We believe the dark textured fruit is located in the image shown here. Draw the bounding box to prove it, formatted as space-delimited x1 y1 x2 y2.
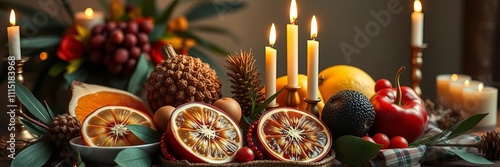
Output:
321 90 375 140
49 114 81 148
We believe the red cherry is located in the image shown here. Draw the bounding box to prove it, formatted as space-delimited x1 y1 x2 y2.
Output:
389 136 408 148
235 147 255 163
361 136 375 143
373 133 390 149
375 79 392 92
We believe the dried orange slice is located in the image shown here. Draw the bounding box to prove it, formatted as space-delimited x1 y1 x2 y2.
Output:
166 102 243 163
68 81 152 124
256 107 332 162
81 106 156 146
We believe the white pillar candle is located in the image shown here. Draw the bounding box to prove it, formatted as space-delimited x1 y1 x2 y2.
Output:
411 0 424 46
7 10 21 60
74 8 105 30
462 84 498 130
266 23 277 106
287 0 299 87
436 74 471 108
307 15 319 100
449 80 483 110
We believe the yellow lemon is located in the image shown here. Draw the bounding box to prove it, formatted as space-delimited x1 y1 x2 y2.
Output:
318 65 375 100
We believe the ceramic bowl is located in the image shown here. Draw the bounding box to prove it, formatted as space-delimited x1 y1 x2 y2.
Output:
69 137 160 166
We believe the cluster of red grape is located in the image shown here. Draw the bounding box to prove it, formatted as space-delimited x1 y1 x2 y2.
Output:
89 20 153 76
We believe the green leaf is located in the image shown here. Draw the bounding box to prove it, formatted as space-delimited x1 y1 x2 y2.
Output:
447 113 488 139
114 148 153 167
140 0 156 18
254 87 285 118
177 31 229 55
190 25 239 43
44 101 55 120
11 140 54 167
149 23 167 42
48 62 67 77
185 1 246 21
128 54 153 94
20 36 61 49
157 0 179 22
446 148 493 165
19 118 46 136
126 124 161 143
63 66 88 88
332 135 382 166
15 81 51 125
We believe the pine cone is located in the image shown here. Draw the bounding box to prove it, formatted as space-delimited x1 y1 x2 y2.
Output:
225 50 265 116
437 109 464 129
478 131 500 160
49 114 81 148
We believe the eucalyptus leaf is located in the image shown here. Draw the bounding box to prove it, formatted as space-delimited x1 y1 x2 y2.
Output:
19 118 46 136
114 148 153 167
128 54 152 94
178 31 229 55
157 0 179 22
446 148 493 165
44 101 55 120
185 1 246 21
11 140 54 167
333 135 382 166
190 25 239 43
15 81 51 125
447 113 488 139
64 66 88 88
126 124 161 143
149 23 167 42
20 37 61 49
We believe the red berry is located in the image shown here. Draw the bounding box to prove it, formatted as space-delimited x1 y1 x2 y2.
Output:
389 136 408 148
361 136 375 143
375 79 392 92
236 147 255 163
373 133 390 149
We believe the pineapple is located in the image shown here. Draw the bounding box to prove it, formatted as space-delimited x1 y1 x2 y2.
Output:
226 50 265 116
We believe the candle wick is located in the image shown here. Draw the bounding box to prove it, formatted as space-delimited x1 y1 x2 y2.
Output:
270 44 274 48
292 18 297 25
312 36 316 41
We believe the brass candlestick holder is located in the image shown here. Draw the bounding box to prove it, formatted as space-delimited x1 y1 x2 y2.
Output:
304 98 321 118
285 85 300 108
0 56 37 159
411 44 427 96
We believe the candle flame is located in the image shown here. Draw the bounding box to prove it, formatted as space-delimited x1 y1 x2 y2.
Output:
9 10 16 26
310 15 317 40
451 74 458 81
464 80 470 86
290 0 298 24
85 8 94 18
269 23 276 47
414 0 422 12
478 83 484 92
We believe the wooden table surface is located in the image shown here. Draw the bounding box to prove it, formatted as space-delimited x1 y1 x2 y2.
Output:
1 113 500 166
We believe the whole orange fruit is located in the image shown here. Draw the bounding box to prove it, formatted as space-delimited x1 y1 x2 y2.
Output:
318 65 375 100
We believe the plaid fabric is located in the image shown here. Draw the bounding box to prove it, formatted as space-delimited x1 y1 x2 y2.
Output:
365 122 481 167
